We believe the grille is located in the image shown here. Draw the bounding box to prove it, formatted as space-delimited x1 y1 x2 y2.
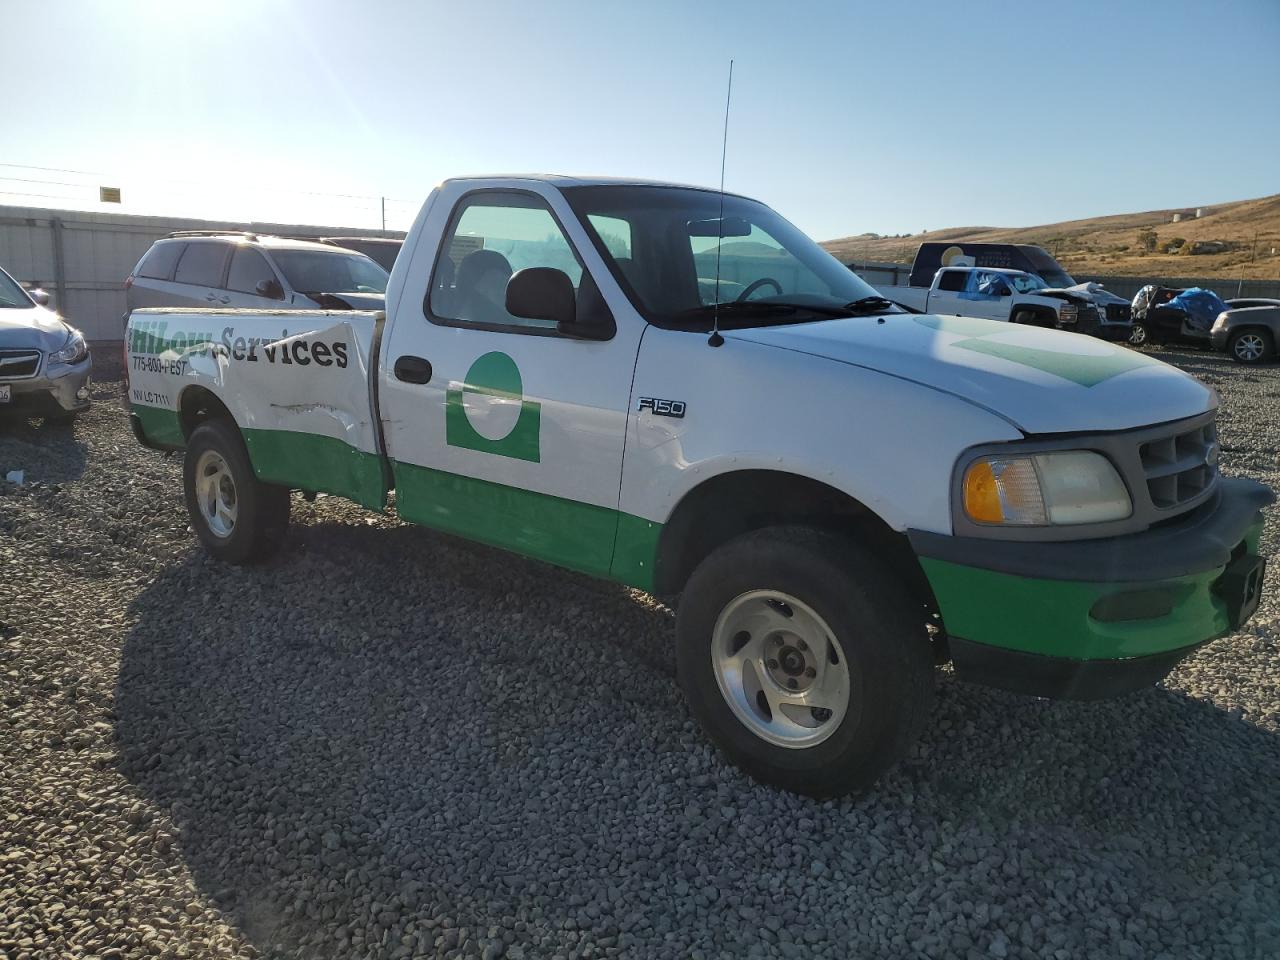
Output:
1105 303 1131 322
0 349 40 380
1139 420 1218 510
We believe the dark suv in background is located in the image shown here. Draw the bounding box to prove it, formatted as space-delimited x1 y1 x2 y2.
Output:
125 232 389 317
1212 299 1280 364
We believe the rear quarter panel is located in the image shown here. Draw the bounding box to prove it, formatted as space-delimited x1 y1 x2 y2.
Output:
126 308 387 508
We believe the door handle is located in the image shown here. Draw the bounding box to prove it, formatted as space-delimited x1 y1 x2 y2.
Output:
393 355 433 384
205 293 218 302
219 295 230 304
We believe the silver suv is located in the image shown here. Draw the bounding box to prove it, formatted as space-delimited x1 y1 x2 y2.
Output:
125 232 389 315
0 263 92 421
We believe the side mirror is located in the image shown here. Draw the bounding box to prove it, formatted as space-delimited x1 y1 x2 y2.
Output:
256 278 284 300
27 287 50 306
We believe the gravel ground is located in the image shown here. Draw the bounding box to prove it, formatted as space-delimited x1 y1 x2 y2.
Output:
2 348 1278 960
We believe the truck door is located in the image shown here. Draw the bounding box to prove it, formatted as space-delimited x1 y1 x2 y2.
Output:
379 183 643 578
925 268 969 317
962 270 1013 321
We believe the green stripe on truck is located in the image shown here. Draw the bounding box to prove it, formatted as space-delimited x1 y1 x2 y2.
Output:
242 429 388 512
127 411 662 590
130 404 185 448
391 459 660 591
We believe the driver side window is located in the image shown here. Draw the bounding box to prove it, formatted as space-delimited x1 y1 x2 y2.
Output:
428 191 584 330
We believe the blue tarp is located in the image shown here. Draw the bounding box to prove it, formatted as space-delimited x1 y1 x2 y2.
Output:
1165 287 1229 330
960 270 1011 301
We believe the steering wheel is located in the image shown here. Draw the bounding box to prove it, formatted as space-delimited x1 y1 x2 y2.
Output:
737 277 782 302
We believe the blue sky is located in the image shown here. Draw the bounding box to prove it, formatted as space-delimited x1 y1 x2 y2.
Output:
3 0 1277 239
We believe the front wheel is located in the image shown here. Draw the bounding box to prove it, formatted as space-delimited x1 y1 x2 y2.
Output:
183 419 291 563
1129 322 1149 347
676 527 934 797
1228 329 1273 365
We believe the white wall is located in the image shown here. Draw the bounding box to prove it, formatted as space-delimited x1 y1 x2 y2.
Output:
0 206 404 342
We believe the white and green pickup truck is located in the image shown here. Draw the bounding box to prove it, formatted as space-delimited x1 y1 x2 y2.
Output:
125 175 1273 796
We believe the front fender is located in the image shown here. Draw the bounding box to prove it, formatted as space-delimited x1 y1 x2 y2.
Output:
620 330 1023 535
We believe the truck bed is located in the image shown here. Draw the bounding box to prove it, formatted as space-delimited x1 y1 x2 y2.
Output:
126 307 390 509
879 285 930 312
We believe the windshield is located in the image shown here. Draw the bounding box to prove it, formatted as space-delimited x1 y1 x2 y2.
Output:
563 185 882 329
1022 248 1076 288
0 267 33 308
1009 272 1048 293
270 250 388 295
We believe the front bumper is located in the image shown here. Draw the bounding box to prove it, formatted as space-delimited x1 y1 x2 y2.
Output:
909 477 1273 699
0 354 93 416
1093 323 1133 343
1073 309 1131 342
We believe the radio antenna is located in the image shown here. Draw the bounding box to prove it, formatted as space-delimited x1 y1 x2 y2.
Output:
708 58 734 348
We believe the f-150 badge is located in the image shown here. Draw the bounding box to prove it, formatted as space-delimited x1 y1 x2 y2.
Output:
637 397 686 418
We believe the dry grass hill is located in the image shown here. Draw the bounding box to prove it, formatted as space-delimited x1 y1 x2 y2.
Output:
821 194 1280 279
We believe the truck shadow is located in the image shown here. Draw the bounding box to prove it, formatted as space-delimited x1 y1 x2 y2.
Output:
0 414 88 484
113 520 1280 956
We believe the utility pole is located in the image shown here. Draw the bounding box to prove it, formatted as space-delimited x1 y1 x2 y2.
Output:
1237 231 1259 298
381 196 386 232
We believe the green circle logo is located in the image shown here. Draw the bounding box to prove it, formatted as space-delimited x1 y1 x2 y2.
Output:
462 351 524 442
446 351 541 462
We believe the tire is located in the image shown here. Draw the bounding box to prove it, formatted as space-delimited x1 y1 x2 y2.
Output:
183 419 290 564
1011 309 1053 328
1228 328 1273 365
675 526 934 797
1129 322 1148 347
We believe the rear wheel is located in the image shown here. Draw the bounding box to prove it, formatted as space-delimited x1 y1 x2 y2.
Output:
676 526 934 797
1228 329 1273 364
1129 322 1149 347
183 419 290 563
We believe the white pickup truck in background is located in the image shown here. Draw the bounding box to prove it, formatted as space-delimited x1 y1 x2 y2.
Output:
123 174 1272 797
884 266 1127 339
877 241 1134 342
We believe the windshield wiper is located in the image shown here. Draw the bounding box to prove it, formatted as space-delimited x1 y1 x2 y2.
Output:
708 296 898 318
842 295 897 314
674 296 899 328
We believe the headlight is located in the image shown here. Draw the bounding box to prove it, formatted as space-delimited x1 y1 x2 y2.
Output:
51 329 88 364
962 450 1131 526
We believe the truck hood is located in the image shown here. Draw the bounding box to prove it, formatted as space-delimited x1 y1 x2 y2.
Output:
727 313 1213 434
1040 281 1130 307
0 304 74 351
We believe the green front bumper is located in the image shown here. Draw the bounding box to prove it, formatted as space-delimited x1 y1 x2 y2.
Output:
910 478 1273 699
919 548 1248 662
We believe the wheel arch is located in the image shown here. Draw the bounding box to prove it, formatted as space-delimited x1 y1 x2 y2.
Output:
652 468 939 621
1229 324 1277 348
1012 303 1059 326
178 384 238 440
